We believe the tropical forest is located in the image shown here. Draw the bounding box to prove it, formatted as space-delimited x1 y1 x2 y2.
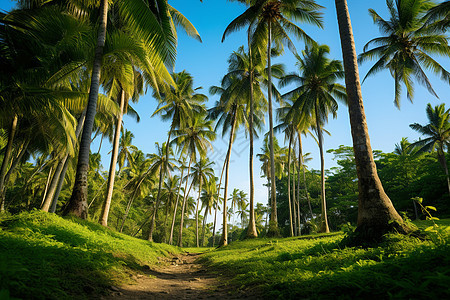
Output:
0 0 449 299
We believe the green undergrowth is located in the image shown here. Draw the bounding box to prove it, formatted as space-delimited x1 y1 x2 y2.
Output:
0 211 181 299
201 223 450 299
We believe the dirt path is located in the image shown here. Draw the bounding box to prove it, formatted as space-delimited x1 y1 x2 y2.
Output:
103 253 253 299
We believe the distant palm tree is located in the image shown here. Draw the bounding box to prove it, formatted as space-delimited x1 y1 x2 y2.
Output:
358 0 450 108
222 0 323 237
410 103 450 196
171 114 215 247
200 176 217 246
280 44 346 232
189 157 215 247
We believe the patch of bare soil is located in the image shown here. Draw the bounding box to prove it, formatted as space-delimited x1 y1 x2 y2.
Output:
103 253 255 299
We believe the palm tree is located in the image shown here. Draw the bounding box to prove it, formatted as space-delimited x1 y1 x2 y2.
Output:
168 156 187 245
280 44 347 233
358 0 450 108
410 103 450 196
189 157 215 247
222 0 323 237
147 142 176 241
425 1 450 31
335 0 411 239
171 114 215 247
200 176 217 246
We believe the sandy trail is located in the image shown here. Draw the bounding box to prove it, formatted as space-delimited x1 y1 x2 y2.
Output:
103 253 253 299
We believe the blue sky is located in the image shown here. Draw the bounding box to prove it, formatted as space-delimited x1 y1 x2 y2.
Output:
1 1 448 219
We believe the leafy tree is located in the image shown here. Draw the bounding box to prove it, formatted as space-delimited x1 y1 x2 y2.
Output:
359 0 450 107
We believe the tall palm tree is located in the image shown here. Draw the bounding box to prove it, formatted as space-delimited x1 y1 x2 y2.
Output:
222 0 323 237
410 103 450 196
189 157 215 247
335 0 411 239
280 44 346 232
358 0 450 108
147 142 176 241
171 114 215 247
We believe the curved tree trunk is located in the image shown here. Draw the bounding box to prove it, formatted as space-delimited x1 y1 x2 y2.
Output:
148 164 164 241
0 115 18 212
266 21 279 237
100 89 125 226
315 106 329 233
168 166 184 245
50 111 86 213
212 158 226 247
287 130 294 237
219 109 237 247
335 0 408 239
195 177 203 247
178 157 193 247
64 0 108 219
246 29 258 239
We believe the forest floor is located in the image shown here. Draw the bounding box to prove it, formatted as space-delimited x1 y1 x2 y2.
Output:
103 252 257 299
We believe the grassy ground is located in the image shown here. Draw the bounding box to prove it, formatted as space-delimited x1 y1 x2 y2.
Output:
0 211 181 299
201 221 450 299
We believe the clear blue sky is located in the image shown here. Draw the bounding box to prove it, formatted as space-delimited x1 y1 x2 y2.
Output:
1 1 448 218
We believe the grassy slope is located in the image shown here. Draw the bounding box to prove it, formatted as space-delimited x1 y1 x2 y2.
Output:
201 221 450 299
0 211 181 299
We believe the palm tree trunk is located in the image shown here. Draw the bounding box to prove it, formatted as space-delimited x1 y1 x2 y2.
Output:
298 132 313 217
50 111 87 213
292 148 297 236
335 0 408 238
219 109 237 247
247 29 258 239
287 130 294 237
296 147 302 235
41 158 65 212
212 158 226 247
41 166 54 208
267 20 278 237
201 205 208 246
195 177 203 247
178 157 193 247
148 164 164 241
100 89 125 226
64 0 108 219
169 166 184 245
0 115 18 212
315 107 330 233
438 147 450 197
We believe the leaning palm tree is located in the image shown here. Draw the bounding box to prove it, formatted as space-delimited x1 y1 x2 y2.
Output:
171 113 215 247
280 44 347 233
358 0 450 108
189 157 215 247
222 0 323 237
335 0 411 240
410 103 450 196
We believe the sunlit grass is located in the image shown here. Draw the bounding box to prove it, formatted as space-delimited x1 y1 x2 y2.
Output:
0 211 181 299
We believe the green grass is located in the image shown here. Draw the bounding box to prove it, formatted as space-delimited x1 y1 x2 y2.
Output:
0 211 181 299
201 227 450 299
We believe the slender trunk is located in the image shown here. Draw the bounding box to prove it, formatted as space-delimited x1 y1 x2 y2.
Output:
201 205 208 246
88 180 107 208
219 110 237 247
178 157 193 247
148 164 164 241
298 133 313 217
212 159 226 247
169 167 184 245
296 145 302 235
267 21 278 236
287 131 294 237
65 0 108 219
41 159 65 212
292 148 297 236
247 28 258 239
0 115 18 212
315 107 329 233
335 0 407 238
195 177 202 247
100 89 125 226
41 166 54 208
50 111 86 213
